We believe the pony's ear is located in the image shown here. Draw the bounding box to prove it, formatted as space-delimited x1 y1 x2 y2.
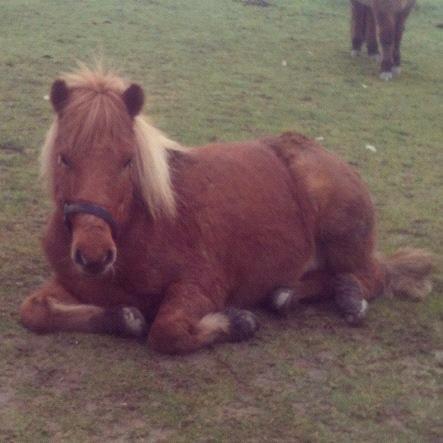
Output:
122 83 144 118
50 79 69 114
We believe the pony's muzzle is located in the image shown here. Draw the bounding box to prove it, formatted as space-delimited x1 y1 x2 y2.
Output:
69 213 117 276
73 247 116 275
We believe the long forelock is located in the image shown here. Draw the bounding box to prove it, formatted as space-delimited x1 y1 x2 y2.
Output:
62 89 129 153
41 65 184 219
62 63 127 94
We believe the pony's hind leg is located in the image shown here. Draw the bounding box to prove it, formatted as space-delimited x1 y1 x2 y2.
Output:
267 270 335 315
334 273 369 325
268 266 381 325
20 279 147 337
148 282 259 354
350 0 368 57
268 201 384 325
334 256 387 324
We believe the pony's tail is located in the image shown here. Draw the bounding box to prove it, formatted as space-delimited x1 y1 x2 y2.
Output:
379 248 434 300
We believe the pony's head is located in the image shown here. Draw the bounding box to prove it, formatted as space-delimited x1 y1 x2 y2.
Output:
42 65 180 275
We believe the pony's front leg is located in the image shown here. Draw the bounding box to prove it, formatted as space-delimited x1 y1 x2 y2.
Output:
20 279 147 337
148 282 259 355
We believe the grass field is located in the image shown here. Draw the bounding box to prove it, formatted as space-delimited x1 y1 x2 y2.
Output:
1 0 442 441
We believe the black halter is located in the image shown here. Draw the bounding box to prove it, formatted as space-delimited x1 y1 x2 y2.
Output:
63 202 119 239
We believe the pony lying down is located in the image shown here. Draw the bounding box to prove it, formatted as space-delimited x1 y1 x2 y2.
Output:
20 66 433 354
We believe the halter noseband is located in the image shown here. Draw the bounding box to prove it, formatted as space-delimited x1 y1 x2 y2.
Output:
63 202 119 239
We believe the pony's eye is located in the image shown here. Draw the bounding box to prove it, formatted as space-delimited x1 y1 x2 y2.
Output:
58 154 71 168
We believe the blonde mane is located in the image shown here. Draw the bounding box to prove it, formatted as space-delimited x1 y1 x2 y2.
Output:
41 65 183 219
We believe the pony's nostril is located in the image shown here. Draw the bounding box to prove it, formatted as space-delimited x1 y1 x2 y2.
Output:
73 247 114 274
103 249 115 266
74 249 86 266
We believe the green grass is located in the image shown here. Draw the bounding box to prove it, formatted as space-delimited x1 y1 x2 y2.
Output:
1 0 442 441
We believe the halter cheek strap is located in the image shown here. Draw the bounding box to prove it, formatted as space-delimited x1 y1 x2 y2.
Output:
63 202 119 239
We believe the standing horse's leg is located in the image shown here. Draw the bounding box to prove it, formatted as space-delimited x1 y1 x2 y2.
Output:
350 0 368 57
374 8 396 80
148 282 258 354
20 279 147 337
392 8 413 76
365 7 379 59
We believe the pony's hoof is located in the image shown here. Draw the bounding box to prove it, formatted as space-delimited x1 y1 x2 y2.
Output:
267 287 294 316
379 71 393 81
344 299 368 326
337 297 368 326
108 306 148 338
351 49 361 58
369 53 381 62
392 66 402 76
121 307 148 337
224 308 259 342
334 274 369 327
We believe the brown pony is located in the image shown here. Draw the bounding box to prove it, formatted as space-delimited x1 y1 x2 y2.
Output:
350 0 416 80
20 66 433 354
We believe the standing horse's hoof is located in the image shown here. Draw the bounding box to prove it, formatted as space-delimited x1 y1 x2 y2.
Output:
267 287 294 316
369 53 381 62
379 71 393 81
224 308 259 342
351 49 361 58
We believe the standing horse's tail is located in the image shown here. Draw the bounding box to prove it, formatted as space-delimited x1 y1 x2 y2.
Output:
379 248 434 300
